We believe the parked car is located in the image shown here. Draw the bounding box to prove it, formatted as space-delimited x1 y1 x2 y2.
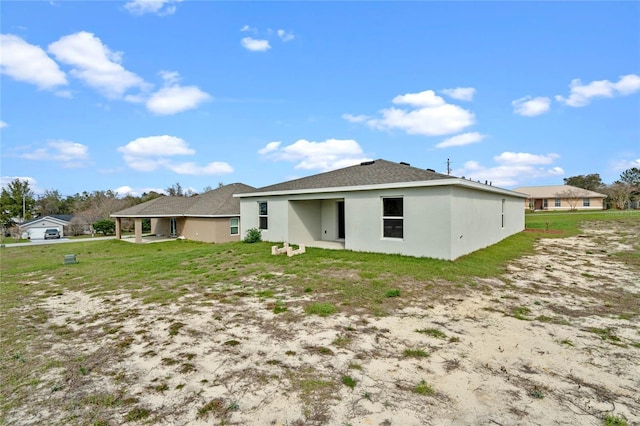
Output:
44 229 61 239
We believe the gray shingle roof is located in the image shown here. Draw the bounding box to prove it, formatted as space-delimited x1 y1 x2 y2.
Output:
111 183 255 217
251 159 455 193
21 214 74 226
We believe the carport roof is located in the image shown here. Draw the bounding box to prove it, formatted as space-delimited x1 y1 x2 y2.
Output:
111 183 255 217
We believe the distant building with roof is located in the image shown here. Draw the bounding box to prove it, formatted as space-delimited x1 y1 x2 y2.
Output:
512 185 606 211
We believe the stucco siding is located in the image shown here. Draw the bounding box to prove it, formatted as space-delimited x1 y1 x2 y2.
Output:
450 187 524 259
180 217 240 243
289 200 322 242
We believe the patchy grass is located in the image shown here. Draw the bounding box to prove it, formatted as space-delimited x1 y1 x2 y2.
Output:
415 328 447 339
304 302 338 317
413 380 435 396
403 348 429 358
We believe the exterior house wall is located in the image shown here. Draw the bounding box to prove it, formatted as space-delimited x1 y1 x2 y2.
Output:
450 187 524 259
239 184 524 260
288 200 322 243
180 217 241 243
525 197 604 211
151 218 171 236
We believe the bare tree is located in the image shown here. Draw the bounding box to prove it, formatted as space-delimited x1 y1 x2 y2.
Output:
555 189 582 211
605 182 633 210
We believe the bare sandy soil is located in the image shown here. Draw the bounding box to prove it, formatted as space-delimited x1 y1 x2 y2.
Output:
4 221 639 425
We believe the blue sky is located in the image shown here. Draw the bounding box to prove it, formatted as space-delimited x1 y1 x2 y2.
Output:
1 1 639 197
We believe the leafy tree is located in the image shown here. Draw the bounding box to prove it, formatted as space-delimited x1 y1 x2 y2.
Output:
93 219 116 235
166 182 184 196
619 167 640 187
36 189 69 216
563 174 604 192
0 179 36 227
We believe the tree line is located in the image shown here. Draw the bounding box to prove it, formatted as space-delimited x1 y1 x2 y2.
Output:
563 167 640 210
0 181 214 237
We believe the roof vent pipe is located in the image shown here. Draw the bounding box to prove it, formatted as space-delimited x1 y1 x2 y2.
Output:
360 161 375 166
400 161 410 166
426 168 435 172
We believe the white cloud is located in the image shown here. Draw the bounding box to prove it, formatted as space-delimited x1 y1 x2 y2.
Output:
241 37 271 52
48 31 149 99
240 25 255 33
612 158 640 171
441 87 476 101
452 152 563 187
0 120 7 129
113 185 166 197
436 132 486 148
512 96 551 117
555 74 640 107
347 89 476 137
1 176 38 192
146 80 211 115
124 0 181 16
118 135 195 157
342 113 370 123
277 29 294 42
0 34 67 90
392 90 445 107
165 161 234 175
117 135 232 175
258 141 281 155
259 138 371 171
20 140 90 168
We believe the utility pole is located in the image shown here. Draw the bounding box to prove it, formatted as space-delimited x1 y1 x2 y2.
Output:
446 158 451 175
22 188 26 223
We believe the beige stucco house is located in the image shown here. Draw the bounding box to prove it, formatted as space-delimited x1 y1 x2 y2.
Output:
513 185 606 211
111 183 255 243
236 159 526 260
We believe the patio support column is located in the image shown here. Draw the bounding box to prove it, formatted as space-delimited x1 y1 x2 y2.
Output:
135 218 142 243
115 218 122 240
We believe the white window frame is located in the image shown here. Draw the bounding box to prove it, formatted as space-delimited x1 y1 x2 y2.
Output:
382 197 403 239
554 198 561 207
230 217 239 235
583 198 590 207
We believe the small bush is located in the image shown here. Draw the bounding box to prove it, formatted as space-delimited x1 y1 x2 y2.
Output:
385 289 401 298
413 380 435 395
305 302 337 317
342 375 357 389
604 414 628 426
93 219 116 236
243 228 262 243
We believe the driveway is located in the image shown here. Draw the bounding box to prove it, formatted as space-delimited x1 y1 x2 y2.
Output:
1 236 116 248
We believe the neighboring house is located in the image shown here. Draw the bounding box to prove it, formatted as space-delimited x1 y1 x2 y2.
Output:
513 185 606 211
236 159 526 260
111 183 255 244
19 214 73 239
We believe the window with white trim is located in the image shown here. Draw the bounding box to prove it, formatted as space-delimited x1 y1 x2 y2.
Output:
554 198 561 207
501 199 505 228
258 201 268 230
543 199 548 208
583 198 590 207
382 197 403 238
230 217 239 235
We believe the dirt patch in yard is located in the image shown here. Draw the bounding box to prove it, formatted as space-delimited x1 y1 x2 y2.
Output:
2 221 639 425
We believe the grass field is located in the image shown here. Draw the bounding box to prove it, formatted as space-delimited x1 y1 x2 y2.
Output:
1 210 638 425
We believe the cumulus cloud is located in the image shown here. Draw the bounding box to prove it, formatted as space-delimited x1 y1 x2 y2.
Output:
48 31 149 99
436 132 486 148
124 0 181 15
277 29 294 42
0 120 7 129
146 71 211 115
555 74 640 107
241 37 271 52
452 152 563 187
346 89 475 137
441 87 476 101
0 34 67 90
117 135 233 175
20 140 90 168
258 141 281 155
512 96 551 117
259 138 371 171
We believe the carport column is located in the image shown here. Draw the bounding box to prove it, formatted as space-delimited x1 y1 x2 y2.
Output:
115 218 122 240
135 218 142 243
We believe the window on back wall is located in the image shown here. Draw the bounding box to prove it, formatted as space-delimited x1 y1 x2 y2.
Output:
230 217 239 235
555 198 561 207
543 199 548 208
382 197 403 238
501 199 505 228
583 198 590 207
258 201 268 230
